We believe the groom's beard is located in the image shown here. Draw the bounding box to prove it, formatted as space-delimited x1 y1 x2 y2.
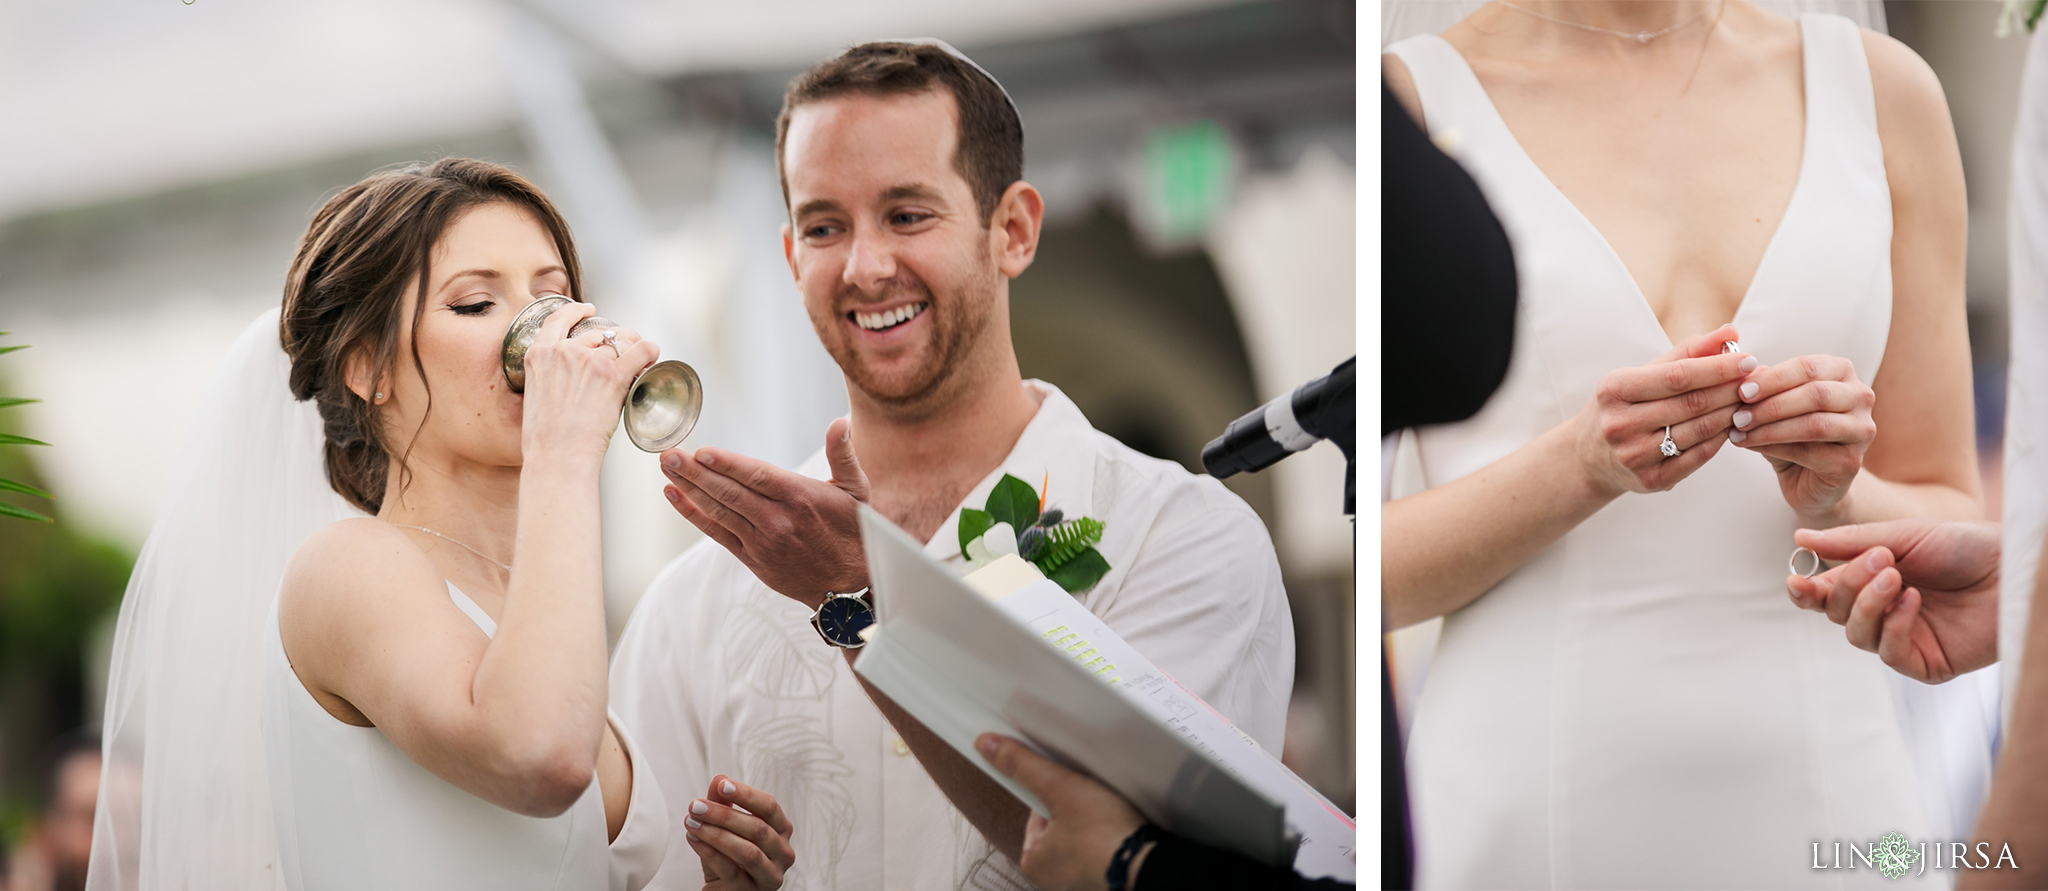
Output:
814 269 999 414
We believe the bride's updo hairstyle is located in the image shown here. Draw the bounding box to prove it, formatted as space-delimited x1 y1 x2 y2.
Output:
279 158 583 513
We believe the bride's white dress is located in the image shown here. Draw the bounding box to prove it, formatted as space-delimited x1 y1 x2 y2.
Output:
261 581 668 890
1387 14 1994 888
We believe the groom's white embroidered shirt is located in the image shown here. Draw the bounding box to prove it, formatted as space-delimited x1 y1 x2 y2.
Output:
609 380 1294 891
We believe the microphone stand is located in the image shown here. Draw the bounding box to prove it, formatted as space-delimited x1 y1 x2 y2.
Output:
1202 357 1373 885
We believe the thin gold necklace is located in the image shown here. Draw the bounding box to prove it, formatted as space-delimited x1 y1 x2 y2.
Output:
1501 0 1723 44
391 523 513 573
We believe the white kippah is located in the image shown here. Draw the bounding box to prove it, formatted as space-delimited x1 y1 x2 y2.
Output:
874 37 1020 119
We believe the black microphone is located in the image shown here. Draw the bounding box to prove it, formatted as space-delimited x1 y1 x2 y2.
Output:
1203 357 1356 513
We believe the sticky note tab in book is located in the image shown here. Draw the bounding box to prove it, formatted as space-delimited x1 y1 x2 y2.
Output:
961 553 1045 600
966 556 1125 681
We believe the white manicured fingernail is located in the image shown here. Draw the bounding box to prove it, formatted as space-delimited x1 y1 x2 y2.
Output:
1741 382 1760 400
722 780 737 796
685 816 702 829
1730 430 1746 443
691 800 709 815
1733 409 1752 428
1739 356 1759 373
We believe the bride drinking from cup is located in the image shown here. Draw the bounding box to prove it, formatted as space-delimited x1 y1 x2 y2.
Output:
1383 2 1984 887
260 159 794 890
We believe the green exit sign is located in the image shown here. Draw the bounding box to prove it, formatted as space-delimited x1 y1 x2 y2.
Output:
1137 120 1237 246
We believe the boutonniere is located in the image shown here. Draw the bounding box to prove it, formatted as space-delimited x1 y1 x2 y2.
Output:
957 473 1110 593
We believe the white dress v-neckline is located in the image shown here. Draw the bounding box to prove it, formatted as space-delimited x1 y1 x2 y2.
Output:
1458 41 1826 350
1387 14 1997 889
1427 28 1816 352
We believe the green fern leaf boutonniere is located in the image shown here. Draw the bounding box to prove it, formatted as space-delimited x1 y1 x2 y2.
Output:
957 473 1110 593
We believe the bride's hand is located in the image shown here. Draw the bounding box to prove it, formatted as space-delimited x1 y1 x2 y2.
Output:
687 775 795 890
1727 354 1876 524
1572 324 1755 498
518 300 659 462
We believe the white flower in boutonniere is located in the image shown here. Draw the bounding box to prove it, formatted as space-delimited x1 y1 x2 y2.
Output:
957 473 1110 593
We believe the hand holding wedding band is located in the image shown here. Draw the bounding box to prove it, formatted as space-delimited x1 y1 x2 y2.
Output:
1783 519 1999 684
1573 324 1753 497
1726 354 1876 522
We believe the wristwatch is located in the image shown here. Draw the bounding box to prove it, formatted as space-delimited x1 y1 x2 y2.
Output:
811 587 876 649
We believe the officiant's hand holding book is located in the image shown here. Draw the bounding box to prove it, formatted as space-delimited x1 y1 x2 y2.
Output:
974 732 1146 891
852 507 1357 882
976 734 1356 891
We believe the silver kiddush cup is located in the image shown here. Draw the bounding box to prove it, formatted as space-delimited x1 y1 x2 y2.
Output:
501 295 703 452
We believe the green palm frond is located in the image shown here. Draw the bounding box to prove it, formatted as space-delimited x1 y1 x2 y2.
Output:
0 501 51 523
0 334 51 523
0 477 52 500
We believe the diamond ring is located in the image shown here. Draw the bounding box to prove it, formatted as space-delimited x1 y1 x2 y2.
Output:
1660 426 1682 458
602 328 621 358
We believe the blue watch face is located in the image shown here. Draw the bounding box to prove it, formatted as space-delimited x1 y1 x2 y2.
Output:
817 596 875 646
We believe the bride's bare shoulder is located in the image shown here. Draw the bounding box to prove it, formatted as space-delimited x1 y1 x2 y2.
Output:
1861 28 1951 125
1859 29 1959 186
280 518 440 614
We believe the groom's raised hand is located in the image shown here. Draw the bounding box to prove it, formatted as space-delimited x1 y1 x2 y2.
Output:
1786 518 2000 684
660 418 870 610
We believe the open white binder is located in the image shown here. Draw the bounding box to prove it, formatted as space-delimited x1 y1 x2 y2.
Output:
852 506 1357 880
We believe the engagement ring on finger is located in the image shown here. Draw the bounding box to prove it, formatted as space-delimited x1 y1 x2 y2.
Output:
1660 425 1682 458
602 328 621 358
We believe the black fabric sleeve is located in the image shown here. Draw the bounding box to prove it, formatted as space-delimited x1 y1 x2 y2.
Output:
1131 832 1354 891
1381 83 1518 435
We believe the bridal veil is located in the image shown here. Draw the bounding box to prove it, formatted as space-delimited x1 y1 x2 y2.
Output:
85 309 360 890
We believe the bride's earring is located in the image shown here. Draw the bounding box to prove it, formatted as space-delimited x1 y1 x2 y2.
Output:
373 391 385 403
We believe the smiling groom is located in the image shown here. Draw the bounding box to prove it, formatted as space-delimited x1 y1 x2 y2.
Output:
608 41 1296 890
